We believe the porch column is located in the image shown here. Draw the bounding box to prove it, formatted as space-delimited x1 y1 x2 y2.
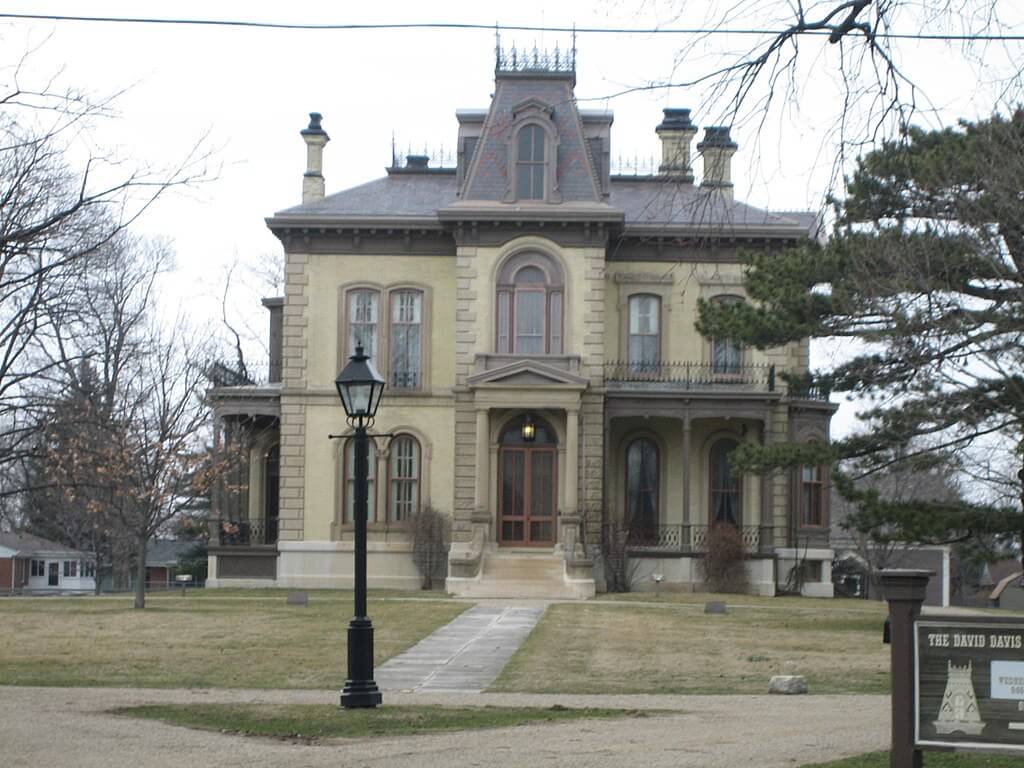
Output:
564 406 579 515
681 411 691 525
474 408 489 513
760 408 774 553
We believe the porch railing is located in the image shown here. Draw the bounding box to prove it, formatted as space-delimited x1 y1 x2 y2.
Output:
601 523 778 555
604 361 775 392
217 518 278 546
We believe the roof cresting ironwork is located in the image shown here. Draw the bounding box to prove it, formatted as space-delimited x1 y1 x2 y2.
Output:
494 23 576 73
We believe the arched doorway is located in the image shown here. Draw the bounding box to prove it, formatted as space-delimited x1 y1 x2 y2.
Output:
498 414 557 546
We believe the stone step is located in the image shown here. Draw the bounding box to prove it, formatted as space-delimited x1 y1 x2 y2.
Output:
483 554 563 582
454 578 580 600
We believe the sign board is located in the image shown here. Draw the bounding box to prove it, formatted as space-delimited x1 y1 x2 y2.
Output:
175 574 193 583
916 619 1024 753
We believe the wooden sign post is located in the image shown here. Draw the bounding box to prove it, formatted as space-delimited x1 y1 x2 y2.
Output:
881 569 931 768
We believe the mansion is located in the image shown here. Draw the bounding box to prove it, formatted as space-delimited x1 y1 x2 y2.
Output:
208 51 836 598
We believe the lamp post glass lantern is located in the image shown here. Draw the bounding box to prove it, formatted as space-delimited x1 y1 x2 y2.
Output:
335 345 384 709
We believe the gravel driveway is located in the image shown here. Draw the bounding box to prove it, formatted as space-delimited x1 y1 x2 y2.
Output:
2 686 888 767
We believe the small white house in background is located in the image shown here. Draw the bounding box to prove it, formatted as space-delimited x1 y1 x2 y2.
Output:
0 532 96 594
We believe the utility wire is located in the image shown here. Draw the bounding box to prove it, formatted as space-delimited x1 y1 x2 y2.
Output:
1 12 1024 41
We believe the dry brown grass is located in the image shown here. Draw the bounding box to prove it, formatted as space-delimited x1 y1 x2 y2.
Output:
491 597 890 695
0 590 466 689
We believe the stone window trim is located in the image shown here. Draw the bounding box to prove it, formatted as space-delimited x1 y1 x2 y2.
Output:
705 293 746 377
504 98 562 204
332 425 433 538
793 433 829 530
619 429 665 531
495 249 565 355
613 273 673 364
336 282 432 395
625 293 663 371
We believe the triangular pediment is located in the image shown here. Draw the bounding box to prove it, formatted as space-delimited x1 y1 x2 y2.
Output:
466 359 589 390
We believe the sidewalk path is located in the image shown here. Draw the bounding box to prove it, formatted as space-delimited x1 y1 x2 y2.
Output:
1 686 890 768
375 603 544 692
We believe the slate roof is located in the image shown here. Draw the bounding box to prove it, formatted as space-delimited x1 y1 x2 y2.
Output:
0 531 90 558
271 172 814 237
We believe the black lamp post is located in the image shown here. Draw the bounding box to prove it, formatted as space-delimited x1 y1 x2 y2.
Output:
334 345 384 709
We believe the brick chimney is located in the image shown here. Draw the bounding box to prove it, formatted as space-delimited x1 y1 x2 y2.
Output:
655 108 698 182
697 126 738 199
301 112 329 204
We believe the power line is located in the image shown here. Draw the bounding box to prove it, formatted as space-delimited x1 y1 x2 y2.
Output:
1 12 1023 42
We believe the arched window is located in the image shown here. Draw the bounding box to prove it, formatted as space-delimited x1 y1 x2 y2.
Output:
496 254 564 355
343 438 377 523
390 290 423 389
626 438 659 537
710 295 743 375
628 295 661 372
516 124 546 200
388 435 420 522
264 444 280 544
800 464 824 526
709 439 741 525
347 288 380 364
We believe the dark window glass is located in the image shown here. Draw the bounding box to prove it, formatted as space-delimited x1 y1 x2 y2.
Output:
515 125 545 199
801 465 824 526
389 435 420 522
710 439 741 525
626 438 659 537
628 295 661 372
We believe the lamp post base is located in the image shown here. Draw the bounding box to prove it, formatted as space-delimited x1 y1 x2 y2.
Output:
340 617 382 709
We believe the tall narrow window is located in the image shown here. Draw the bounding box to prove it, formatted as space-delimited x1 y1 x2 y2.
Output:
709 439 741 525
628 295 661 372
496 258 563 355
344 438 377 523
801 465 824 526
390 290 422 389
626 438 659 538
710 295 743 375
348 289 379 364
516 124 545 199
389 435 421 522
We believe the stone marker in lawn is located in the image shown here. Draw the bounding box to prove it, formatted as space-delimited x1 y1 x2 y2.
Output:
286 592 309 606
704 601 727 614
769 675 808 694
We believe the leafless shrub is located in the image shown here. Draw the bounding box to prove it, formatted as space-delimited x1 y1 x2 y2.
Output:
699 523 749 594
409 504 449 590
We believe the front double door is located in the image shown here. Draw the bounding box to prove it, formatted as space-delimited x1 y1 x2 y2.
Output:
499 446 556 546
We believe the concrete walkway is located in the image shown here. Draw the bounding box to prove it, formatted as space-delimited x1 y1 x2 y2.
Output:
0 686 890 768
376 603 544 692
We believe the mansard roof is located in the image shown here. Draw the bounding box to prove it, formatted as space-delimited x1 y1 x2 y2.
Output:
270 173 815 238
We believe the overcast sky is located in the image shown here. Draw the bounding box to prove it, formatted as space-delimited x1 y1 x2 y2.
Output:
4 1 1023 436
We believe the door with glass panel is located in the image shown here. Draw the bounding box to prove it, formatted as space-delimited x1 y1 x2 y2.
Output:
498 417 557 546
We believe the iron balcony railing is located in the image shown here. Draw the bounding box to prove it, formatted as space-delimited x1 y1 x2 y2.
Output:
602 523 781 555
217 518 278 546
604 361 776 391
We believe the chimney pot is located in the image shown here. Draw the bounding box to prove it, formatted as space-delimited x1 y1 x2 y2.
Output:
301 112 330 204
406 154 430 169
655 107 698 182
697 126 738 199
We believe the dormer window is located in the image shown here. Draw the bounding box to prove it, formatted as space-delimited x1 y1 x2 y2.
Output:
506 98 560 203
516 125 546 199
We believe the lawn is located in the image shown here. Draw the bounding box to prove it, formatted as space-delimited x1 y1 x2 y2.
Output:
0 589 466 689
802 751 1023 767
492 594 890 695
114 702 644 740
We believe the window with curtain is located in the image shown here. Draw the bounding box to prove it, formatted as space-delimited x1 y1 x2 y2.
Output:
389 435 420 522
344 438 377 523
628 295 661 372
710 295 743 375
801 464 824 526
348 289 379 364
626 437 659 537
516 124 546 200
496 262 563 355
709 439 741 525
390 290 422 389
